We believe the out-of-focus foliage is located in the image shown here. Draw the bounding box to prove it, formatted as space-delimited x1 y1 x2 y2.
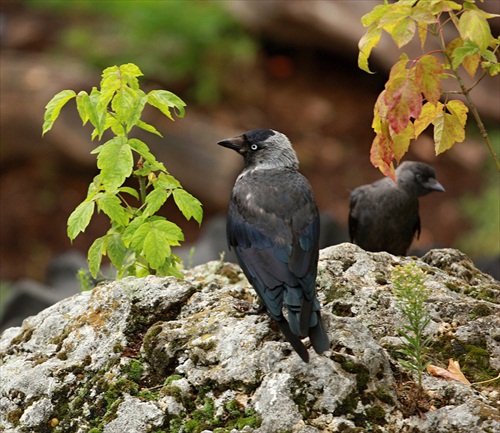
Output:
456 140 500 258
27 0 256 104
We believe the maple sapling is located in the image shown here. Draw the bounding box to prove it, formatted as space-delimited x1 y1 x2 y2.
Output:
43 63 203 281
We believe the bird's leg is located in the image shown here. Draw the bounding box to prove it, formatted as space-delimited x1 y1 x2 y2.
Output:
232 300 266 315
247 302 266 315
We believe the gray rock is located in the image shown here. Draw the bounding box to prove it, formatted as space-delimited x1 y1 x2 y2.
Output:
0 244 498 433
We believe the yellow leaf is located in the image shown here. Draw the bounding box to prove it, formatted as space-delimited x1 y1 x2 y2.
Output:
463 53 481 77
385 18 416 48
388 55 410 81
391 122 414 163
459 10 493 52
358 25 383 73
432 101 467 155
361 3 390 27
418 23 428 50
372 91 388 133
414 101 443 138
446 100 468 127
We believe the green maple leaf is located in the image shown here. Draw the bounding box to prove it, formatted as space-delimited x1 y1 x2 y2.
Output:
147 90 186 120
67 200 95 241
112 87 148 132
96 137 133 191
42 90 76 135
452 39 481 72
173 189 203 225
88 236 105 278
106 233 127 270
144 188 170 218
97 193 129 227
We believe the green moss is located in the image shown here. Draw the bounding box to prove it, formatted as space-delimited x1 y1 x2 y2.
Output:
444 281 499 303
432 336 499 383
365 405 386 423
333 392 359 416
10 327 34 346
56 352 68 361
164 374 182 386
177 396 261 433
341 360 371 392
162 385 184 402
6 408 23 426
374 386 395 405
121 358 144 382
324 282 355 303
137 389 159 401
143 323 163 350
293 389 313 418
374 273 388 285
89 429 102 433
469 303 493 319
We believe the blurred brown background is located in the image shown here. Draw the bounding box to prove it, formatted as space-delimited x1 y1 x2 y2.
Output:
1 0 499 289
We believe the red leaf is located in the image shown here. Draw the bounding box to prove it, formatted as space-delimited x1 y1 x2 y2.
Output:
370 131 396 181
385 76 422 133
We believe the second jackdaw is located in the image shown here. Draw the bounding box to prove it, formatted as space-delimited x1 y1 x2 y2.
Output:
218 129 330 363
349 161 445 255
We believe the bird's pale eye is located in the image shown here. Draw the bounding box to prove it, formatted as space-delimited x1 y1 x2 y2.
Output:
415 174 423 182
250 144 258 151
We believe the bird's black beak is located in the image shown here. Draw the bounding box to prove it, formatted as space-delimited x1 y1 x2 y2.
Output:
217 135 245 153
423 178 445 192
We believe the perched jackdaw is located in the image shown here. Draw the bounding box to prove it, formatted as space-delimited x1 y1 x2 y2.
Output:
349 161 445 255
218 129 329 362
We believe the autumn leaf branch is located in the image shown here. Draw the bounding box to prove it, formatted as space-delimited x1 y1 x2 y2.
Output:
358 0 500 179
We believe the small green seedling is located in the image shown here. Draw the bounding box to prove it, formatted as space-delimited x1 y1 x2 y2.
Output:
391 262 432 388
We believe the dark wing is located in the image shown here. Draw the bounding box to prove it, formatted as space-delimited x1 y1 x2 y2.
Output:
414 203 421 240
348 187 363 243
227 169 321 336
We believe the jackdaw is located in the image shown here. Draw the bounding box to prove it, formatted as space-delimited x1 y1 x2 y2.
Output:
218 129 330 362
349 161 445 255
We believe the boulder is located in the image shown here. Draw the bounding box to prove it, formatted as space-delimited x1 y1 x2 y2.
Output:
0 244 499 432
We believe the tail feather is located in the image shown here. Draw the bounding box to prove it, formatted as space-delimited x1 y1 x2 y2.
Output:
277 318 310 362
299 298 314 337
309 312 330 354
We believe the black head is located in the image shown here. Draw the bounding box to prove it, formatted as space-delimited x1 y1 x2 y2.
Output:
396 161 445 196
217 129 299 170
